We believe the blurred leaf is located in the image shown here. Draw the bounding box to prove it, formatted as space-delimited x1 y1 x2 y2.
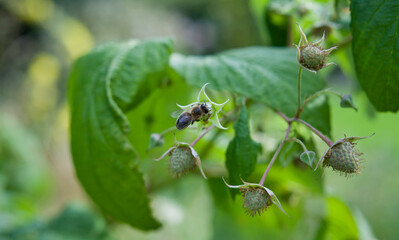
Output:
170 47 331 135
353 208 377 240
68 39 173 230
225 105 262 195
299 151 315 168
351 0 399 112
325 197 358 239
1 203 110 240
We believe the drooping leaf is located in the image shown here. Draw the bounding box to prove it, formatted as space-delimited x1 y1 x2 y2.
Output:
351 0 399 112
68 39 173 230
299 151 315 167
170 47 331 135
225 105 262 194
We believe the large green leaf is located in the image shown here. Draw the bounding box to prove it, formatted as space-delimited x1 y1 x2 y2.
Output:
68 39 173 230
170 47 331 135
225 105 262 192
351 0 399 112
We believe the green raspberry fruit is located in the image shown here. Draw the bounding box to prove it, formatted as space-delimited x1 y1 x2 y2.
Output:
300 45 329 72
240 187 272 217
323 140 361 175
169 146 196 177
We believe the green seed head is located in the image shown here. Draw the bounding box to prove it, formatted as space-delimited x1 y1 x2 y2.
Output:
299 45 329 72
323 140 362 175
241 186 272 217
169 146 196 177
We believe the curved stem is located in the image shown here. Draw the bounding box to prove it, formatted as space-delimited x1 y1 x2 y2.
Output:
190 110 236 147
288 138 309 152
259 123 292 186
160 126 177 136
297 89 342 118
190 124 216 147
294 118 333 146
275 110 333 147
297 67 303 113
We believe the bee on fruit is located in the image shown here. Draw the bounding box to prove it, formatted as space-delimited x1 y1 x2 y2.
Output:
172 103 211 130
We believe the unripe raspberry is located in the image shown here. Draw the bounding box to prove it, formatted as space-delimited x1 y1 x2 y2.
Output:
241 186 272 217
222 178 289 217
315 134 374 175
169 146 196 177
295 24 337 73
323 140 361 175
156 139 207 179
299 44 332 72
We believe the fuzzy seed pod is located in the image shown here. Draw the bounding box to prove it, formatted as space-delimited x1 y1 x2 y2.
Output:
295 24 337 73
222 178 289 217
169 146 196 177
241 186 272 217
323 140 362 175
299 44 333 72
156 138 207 179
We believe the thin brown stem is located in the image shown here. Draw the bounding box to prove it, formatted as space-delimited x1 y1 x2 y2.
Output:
296 89 342 118
259 123 292 186
190 124 216 147
190 110 236 147
275 110 333 147
294 118 333 146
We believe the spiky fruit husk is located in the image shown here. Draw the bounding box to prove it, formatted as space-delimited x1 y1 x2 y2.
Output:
240 187 272 217
300 45 328 72
323 141 361 175
169 146 196 177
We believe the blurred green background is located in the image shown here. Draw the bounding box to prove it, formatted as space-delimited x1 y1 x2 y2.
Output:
0 0 398 239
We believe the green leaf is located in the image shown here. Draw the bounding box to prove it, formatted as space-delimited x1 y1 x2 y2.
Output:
225 105 262 191
170 47 331 135
299 151 315 167
68 39 173 230
351 0 399 112
325 197 359 239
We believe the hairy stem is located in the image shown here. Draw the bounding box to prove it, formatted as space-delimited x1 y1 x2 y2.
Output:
190 110 236 147
294 118 333 146
160 126 177 136
259 123 292 186
190 124 216 147
288 138 309 152
296 88 342 118
276 110 333 147
297 66 303 113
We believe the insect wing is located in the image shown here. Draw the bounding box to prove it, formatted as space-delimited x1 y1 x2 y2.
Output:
171 109 184 118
